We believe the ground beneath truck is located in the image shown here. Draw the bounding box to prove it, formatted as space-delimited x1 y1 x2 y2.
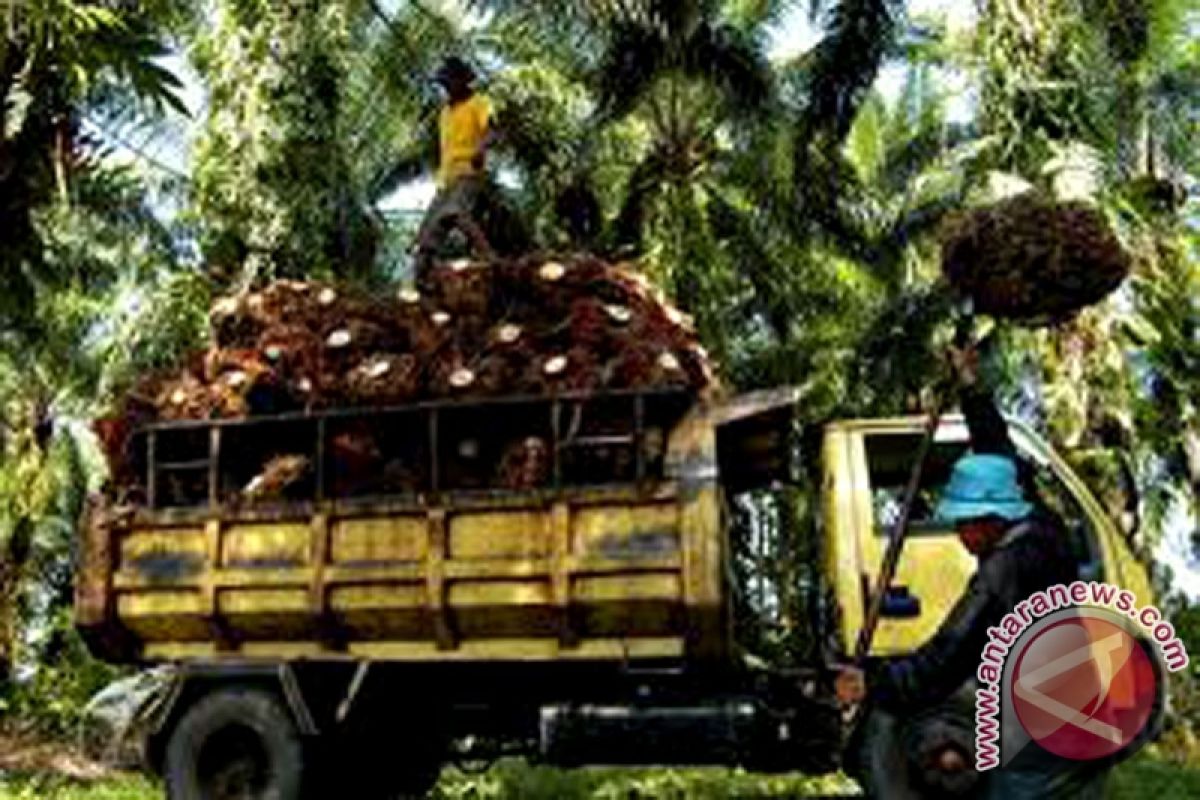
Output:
1 746 1197 800
0 731 109 782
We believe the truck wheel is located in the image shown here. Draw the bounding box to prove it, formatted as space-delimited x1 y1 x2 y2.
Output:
165 687 305 800
856 704 978 799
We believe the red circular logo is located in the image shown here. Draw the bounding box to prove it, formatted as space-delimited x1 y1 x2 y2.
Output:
1011 614 1158 760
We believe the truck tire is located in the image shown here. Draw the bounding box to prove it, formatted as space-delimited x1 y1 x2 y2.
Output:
855 703 978 799
165 686 306 800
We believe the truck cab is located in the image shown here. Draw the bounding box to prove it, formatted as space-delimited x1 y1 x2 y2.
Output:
822 413 1151 658
75 388 1150 799
819 413 1151 797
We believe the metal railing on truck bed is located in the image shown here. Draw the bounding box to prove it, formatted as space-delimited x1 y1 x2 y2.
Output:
77 389 736 667
133 388 695 512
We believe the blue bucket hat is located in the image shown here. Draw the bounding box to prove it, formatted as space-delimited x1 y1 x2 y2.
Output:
935 453 1033 524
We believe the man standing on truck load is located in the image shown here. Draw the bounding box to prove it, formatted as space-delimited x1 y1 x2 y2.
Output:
836 346 1110 799
413 56 496 273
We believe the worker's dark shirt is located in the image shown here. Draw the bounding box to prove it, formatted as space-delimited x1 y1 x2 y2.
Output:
868 388 1079 712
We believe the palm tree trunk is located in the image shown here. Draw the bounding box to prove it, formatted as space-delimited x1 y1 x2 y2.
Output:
0 516 33 692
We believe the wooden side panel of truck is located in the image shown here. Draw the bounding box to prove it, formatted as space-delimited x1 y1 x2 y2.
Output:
76 390 794 666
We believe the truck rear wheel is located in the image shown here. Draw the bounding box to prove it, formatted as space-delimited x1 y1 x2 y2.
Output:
165 686 306 800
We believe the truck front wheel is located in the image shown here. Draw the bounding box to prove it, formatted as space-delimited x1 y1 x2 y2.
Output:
854 702 978 799
165 687 306 800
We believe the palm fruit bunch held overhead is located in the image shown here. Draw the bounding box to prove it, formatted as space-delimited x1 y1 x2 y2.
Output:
106 254 716 432
940 194 1132 324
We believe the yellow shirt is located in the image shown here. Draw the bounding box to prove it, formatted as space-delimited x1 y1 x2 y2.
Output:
438 94 491 188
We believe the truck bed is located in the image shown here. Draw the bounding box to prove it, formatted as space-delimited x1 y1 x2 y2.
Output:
77 390 769 665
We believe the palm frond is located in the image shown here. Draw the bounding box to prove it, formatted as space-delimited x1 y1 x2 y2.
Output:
798 0 903 144
591 20 670 121
683 22 774 117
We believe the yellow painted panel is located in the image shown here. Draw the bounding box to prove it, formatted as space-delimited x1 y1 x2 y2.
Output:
574 573 680 603
448 579 551 606
329 584 425 611
216 588 313 639
448 511 550 559
239 642 334 659
573 504 680 560
119 529 206 583
331 517 425 564
142 637 687 662
449 580 556 638
579 600 680 636
354 636 687 661
873 533 974 653
222 523 310 569
143 642 218 660
218 588 309 614
118 590 203 617
117 591 209 641
330 584 426 639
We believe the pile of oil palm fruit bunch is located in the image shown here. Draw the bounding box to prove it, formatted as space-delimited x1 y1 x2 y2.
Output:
940 194 1131 323
97 254 715 488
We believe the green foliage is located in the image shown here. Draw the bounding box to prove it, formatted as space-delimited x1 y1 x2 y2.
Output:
190 0 373 282
0 754 1195 799
0 774 156 800
0 0 183 332
433 762 858 799
1 614 122 738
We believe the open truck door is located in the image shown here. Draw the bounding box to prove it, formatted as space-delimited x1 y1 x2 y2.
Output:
711 387 800 493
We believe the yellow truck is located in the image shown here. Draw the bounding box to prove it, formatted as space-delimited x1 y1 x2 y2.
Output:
74 387 1150 799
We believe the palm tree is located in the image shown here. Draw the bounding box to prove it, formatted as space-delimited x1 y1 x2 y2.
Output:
0 0 185 331
0 0 193 693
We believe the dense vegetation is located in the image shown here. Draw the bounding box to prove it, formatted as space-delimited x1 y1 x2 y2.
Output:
0 0 1198 792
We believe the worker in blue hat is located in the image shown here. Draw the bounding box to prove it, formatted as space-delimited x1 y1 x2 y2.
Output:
837 345 1108 799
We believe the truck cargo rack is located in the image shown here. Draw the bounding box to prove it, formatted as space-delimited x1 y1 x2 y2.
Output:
133 388 695 513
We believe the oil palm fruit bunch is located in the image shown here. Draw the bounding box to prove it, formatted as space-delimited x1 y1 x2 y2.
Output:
98 254 718 488
940 194 1131 324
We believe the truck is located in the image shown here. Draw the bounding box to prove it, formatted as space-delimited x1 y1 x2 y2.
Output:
75 384 1151 799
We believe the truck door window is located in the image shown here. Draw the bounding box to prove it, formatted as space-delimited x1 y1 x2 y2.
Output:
864 434 1105 579
864 434 967 536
